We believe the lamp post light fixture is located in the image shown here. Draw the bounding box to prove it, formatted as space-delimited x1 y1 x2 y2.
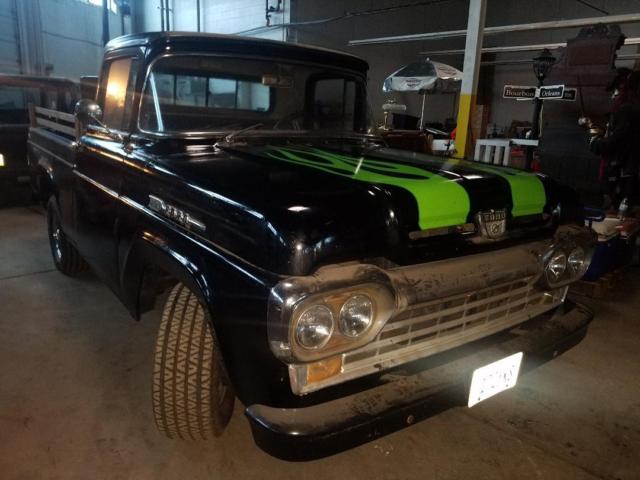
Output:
532 48 556 86
526 48 556 170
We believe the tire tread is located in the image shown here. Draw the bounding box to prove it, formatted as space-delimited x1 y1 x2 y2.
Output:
152 283 233 440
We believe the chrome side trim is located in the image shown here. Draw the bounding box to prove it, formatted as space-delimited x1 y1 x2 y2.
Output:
28 139 75 169
148 194 206 232
73 170 118 198
120 194 278 283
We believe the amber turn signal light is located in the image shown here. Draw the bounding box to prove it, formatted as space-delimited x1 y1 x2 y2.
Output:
306 355 343 384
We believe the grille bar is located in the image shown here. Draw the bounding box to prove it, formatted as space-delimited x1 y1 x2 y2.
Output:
380 281 533 335
342 278 565 373
356 290 544 356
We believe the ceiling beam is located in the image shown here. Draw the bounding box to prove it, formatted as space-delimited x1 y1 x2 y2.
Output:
480 52 640 67
419 37 640 56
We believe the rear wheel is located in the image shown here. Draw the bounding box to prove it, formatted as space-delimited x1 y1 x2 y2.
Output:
152 283 234 439
47 197 86 276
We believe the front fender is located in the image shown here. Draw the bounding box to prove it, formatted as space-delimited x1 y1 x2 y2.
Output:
120 230 211 320
119 226 287 406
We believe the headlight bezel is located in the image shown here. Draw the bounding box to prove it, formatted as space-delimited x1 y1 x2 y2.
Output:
287 282 394 363
541 229 596 288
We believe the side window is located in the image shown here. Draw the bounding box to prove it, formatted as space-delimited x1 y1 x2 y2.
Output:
207 77 270 111
311 78 357 130
101 57 135 131
154 73 175 104
176 76 206 106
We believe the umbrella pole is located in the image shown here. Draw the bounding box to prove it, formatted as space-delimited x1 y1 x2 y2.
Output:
419 93 426 130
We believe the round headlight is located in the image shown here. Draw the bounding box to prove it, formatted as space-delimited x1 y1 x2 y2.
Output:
568 247 586 275
546 251 568 283
295 305 334 349
339 294 374 338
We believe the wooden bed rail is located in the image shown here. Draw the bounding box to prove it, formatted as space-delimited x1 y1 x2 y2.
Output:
29 104 78 137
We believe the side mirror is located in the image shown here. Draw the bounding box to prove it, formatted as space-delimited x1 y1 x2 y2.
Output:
74 99 102 126
73 99 123 143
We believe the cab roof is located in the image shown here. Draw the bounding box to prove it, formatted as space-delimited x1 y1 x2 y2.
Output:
105 32 368 73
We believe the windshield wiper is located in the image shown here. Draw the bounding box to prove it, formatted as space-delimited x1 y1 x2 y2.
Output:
220 123 264 145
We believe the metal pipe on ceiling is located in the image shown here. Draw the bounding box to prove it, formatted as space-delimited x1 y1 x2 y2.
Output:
165 0 171 31
480 59 532 66
160 0 165 31
349 12 640 46
420 37 640 56
480 52 640 67
196 0 201 32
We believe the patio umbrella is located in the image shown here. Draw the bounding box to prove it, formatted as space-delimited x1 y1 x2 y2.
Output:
383 60 462 129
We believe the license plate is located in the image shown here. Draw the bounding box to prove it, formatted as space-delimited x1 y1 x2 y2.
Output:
468 352 523 407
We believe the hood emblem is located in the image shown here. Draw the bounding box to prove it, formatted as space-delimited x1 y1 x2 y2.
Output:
476 209 507 240
148 195 206 233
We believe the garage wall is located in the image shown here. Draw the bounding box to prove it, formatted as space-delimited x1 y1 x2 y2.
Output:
39 0 126 78
0 0 125 79
136 0 289 40
290 0 640 128
478 0 640 131
0 1 20 73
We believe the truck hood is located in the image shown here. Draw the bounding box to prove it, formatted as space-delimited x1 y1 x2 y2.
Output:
148 140 557 275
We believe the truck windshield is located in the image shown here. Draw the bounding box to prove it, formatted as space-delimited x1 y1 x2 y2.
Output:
139 55 367 134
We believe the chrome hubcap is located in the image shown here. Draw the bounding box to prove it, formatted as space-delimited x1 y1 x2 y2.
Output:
52 225 63 262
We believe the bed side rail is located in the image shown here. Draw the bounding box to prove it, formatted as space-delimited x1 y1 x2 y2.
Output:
29 104 77 138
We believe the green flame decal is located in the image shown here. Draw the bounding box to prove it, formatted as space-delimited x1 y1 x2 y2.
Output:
265 146 471 230
463 163 546 217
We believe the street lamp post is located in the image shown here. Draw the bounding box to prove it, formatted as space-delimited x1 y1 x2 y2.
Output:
526 48 556 169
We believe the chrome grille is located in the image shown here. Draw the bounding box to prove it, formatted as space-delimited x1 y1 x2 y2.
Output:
342 277 566 373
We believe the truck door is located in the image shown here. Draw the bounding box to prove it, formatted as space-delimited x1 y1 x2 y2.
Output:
73 55 137 290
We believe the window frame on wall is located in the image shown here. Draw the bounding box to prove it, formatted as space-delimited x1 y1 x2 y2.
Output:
86 0 118 14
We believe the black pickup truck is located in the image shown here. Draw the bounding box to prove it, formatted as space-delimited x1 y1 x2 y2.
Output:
28 32 596 460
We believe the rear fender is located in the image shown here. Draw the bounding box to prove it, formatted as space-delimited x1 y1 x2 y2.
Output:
27 146 57 203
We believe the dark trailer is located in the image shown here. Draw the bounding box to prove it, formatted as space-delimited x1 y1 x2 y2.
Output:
0 74 79 192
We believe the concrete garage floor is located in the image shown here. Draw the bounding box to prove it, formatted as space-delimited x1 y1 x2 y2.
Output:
1 206 639 480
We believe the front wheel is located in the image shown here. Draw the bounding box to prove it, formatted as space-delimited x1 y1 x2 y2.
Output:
47 197 86 276
152 283 234 440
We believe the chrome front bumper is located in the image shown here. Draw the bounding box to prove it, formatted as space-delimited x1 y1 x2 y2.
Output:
245 301 593 461
269 225 596 395
249 300 593 460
